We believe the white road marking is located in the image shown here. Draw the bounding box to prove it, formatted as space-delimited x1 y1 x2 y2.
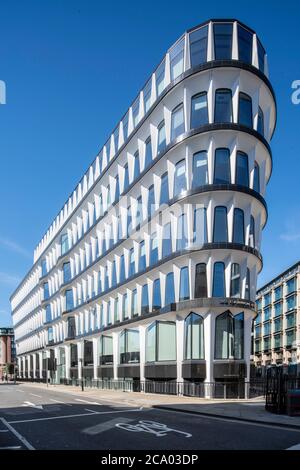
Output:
84 408 98 414
116 420 192 438
75 398 102 406
49 398 72 407
9 407 143 424
0 429 9 432
0 417 35 450
15 390 24 393
286 443 300 450
22 401 43 410
83 417 133 435
0 446 22 450
30 394 42 398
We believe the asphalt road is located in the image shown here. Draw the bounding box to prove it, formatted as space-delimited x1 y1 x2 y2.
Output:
0 383 300 450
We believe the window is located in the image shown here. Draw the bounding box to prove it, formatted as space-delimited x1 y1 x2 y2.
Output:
171 104 185 140
131 289 138 317
152 279 161 312
126 206 132 237
146 321 176 362
122 294 128 320
61 233 69 255
253 162 260 192
99 335 113 365
287 277 296 294
43 282 49 300
238 25 253 63
286 295 296 311
132 97 140 127
45 304 51 323
177 213 188 251
63 262 71 283
107 301 112 325
214 23 233 60
274 302 282 317
233 208 245 244
230 263 241 298
136 195 143 227
274 286 282 302
257 107 264 136
147 185 155 217
245 268 250 300
48 327 53 344
104 266 109 291
235 151 249 187
238 93 253 127
115 175 120 202
213 206 228 242
195 263 207 298
143 79 152 113
144 137 152 169
119 255 125 284
214 148 231 184
193 208 207 246
215 311 244 359
160 172 169 206
179 266 190 301
191 93 208 128
111 260 117 287
174 159 187 196
113 127 119 154
122 112 129 141
165 272 175 305
190 25 208 67
119 329 140 364
214 89 233 123
249 216 255 248
157 121 166 154
170 38 184 80
213 262 226 297
41 259 47 277
114 297 119 323
129 248 135 277
156 60 165 97
257 38 265 73
150 233 158 266
65 289 74 311
162 222 172 258
106 185 111 209
185 312 204 359
123 163 129 193
133 152 140 182
139 241 146 272
192 151 208 188
141 284 149 315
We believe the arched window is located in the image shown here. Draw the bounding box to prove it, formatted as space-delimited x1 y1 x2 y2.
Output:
174 159 187 196
195 263 207 298
214 23 233 60
253 162 260 193
107 300 112 325
147 184 155 217
238 24 253 63
115 175 120 202
106 185 111 209
104 266 109 291
122 293 128 321
215 311 244 359
170 38 184 81
162 222 172 258
150 232 158 266
119 329 140 364
257 39 265 73
131 289 138 317
65 289 74 311
152 279 161 312
157 120 166 154
214 89 233 123
249 215 255 248
129 248 135 277
245 268 251 300
63 262 71 283
171 103 185 140
214 148 231 184
160 172 169 206
213 206 228 242
191 92 208 128
146 321 176 362
235 151 249 187
184 312 204 360
139 241 146 272
114 297 119 323
179 266 190 301
141 284 149 315
213 262 226 297
193 207 207 246
192 151 208 188
133 152 140 181
61 233 69 255
238 92 253 127
123 164 129 192
257 107 264 136
165 272 175 305
119 255 125 284
99 335 113 365
177 213 188 251
230 263 241 298
190 25 208 67
144 137 152 170
135 195 143 227
111 260 117 287
233 208 245 244
45 304 51 323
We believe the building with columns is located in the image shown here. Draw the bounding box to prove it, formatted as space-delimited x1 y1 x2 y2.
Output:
10 19 276 396
0 327 16 379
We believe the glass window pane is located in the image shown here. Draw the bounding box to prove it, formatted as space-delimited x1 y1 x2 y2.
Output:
148 185 155 217
146 323 156 362
162 223 172 258
170 38 184 80
171 104 185 140
238 93 253 127
143 79 152 113
213 206 228 242
230 263 240 297
257 38 265 73
133 152 140 181
213 262 226 297
192 151 208 188
141 284 149 315
233 208 245 244
144 138 152 169
190 26 208 67
179 266 190 300
234 312 244 359
195 263 207 298
157 121 166 154
160 172 169 206
174 159 186 196
152 279 161 311
150 233 159 266
156 60 165 97
158 322 176 361
238 25 253 63
214 89 233 123
177 213 188 251
253 162 260 192
214 148 231 184
214 23 233 60
165 272 175 305
193 208 208 246
257 107 264 136
235 152 249 186
215 312 233 359
191 93 208 128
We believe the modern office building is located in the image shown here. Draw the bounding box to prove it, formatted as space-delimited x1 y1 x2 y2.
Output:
253 262 300 372
10 19 276 394
0 327 16 379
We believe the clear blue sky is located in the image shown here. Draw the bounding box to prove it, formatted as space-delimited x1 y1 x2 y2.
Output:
0 0 299 326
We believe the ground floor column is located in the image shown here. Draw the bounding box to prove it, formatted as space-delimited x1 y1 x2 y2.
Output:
176 317 184 395
33 353 36 379
112 332 118 380
38 352 43 379
139 326 146 386
77 342 83 380
244 313 253 399
65 344 71 380
204 313 215 398
92 338 98 380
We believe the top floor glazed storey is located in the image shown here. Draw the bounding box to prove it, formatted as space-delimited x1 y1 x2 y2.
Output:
10 19 276 308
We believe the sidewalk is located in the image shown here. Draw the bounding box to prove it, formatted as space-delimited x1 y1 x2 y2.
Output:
19 381 300 429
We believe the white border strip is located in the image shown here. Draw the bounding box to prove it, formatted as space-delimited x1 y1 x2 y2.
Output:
0 417 35 450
